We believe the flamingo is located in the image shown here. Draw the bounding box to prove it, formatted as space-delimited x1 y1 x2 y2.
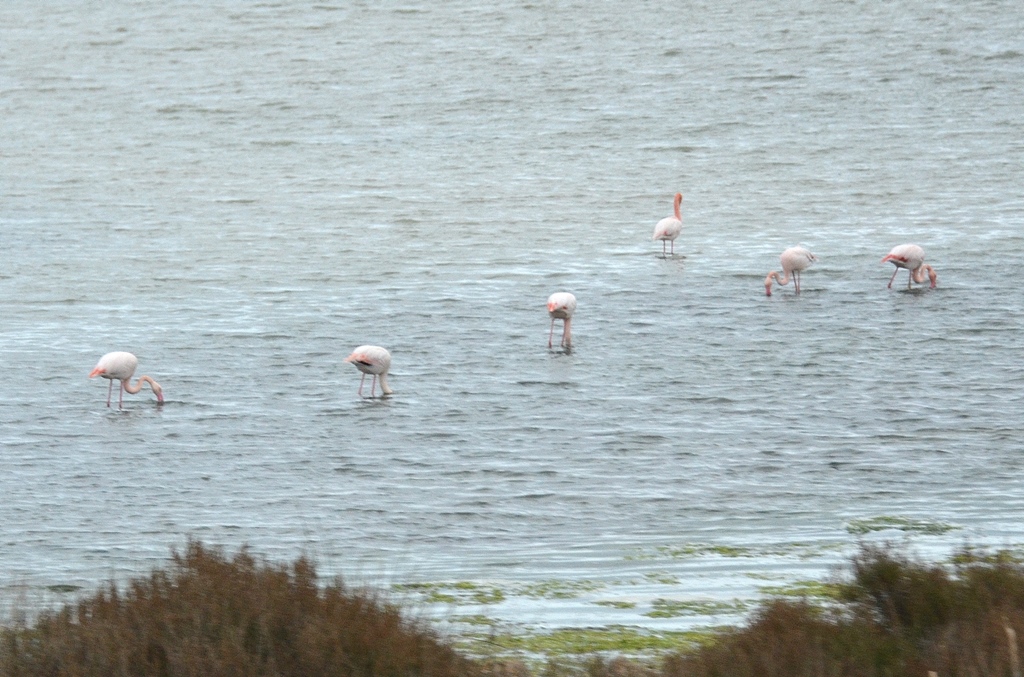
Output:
764 246 818 296
652 192 683 257
882 244 937 289
89 351 164 409
547 292 577 349
344 345 393 397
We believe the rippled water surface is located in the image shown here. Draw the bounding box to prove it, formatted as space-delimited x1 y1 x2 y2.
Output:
2 0 1023 634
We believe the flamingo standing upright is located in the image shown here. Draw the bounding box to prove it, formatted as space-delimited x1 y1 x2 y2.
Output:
652 192 683 257
764 246 818 296
344 345 393 398
547 292 577 349
882 244 937 289
89 351 164 408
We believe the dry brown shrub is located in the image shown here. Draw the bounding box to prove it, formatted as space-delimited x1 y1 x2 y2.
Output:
0 540 479 677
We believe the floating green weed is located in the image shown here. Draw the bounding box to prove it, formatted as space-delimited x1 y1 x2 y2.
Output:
756 580 845 600
845 516 959 536
428 592 460 604
625 543 752 560
471 587 506 604
449 614 499 627
745 572 788 581
950 548 1024 566
643 571 680 585
392 582 438 591
391 581 505 605
645 598 749 618
484 626 714 655
594 600 637 609
625 541 843 562
515 579 604 599
45 584 82 594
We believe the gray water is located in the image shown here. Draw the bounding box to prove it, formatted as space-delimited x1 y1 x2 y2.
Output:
2 0 1023 635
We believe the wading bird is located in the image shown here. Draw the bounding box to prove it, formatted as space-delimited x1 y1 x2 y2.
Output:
547 292 577 349
882 244 937 289
89 351 164 408
764 246 818 296
344 345 393 397
652 192 683 257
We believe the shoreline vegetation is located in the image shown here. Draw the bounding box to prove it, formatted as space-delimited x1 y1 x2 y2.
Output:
2 542 1024 676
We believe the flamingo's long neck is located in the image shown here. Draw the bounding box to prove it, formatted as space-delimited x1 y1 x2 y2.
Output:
562 317 572 347
766 270 790 290
912 264 937 287
122 375 164 402
378 373 393 395
673 194 682 221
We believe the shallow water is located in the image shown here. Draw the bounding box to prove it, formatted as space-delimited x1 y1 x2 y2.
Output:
2 0 1023 635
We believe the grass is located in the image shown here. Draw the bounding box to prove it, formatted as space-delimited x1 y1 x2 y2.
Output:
4 541 1024 676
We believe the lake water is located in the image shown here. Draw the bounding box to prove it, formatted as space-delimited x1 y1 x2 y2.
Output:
2 0 1023 641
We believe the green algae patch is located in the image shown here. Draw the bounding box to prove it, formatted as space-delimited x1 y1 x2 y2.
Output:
643 571 680 585
45 584 82 594
756 579 845 600
595 600 637 609
950 548 1024 566
624 541 844 562
645 598 749 618
483 626 715 655
450 614 500 627
845 516 959 536
470 587 506 604
391 581 505 605
625 543 752 561
515 579 605 599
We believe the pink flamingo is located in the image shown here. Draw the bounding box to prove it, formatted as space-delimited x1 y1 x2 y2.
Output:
652 192 683 256
89 351 164 408
547 292 577 349
344 345 393 397
764 246 818 296
882 244 937 289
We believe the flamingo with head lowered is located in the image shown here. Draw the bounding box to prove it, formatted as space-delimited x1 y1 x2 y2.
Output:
882 244 937 289
652 192 683 257
344 345 393 398
89 351 164 408
764 246 818 296
547 292 577 349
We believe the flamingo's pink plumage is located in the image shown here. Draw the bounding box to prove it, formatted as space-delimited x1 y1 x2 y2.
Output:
652 193 684 257
546 293 577 349
764 246 818 296
89 351 164 408
344 345 393 397
882 244 937 289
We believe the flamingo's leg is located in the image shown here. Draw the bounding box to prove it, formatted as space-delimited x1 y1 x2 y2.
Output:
357 373 366 397
887 268 900 289
118 381 125 410
548 319 555 349
794 270 801 294
106 379 113 407
370 375 378 398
